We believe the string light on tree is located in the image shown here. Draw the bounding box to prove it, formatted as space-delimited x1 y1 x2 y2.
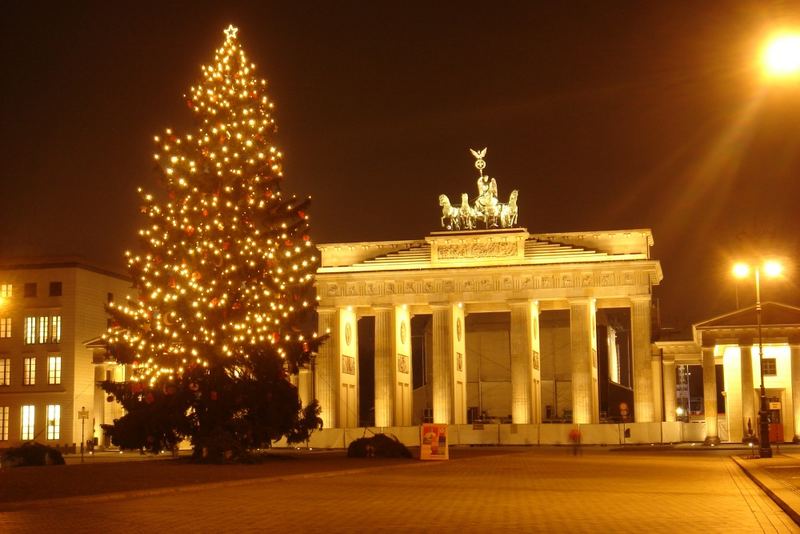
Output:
101 25 325 460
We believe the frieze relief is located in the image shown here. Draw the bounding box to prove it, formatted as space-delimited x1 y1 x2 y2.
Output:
436 241 517 260
319 269 650 299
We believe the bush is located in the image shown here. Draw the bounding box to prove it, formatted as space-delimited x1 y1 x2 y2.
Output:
1 442 66 468
347 433 412 458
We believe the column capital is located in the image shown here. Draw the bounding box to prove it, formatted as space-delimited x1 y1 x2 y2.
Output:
567 297 595 306
371 303 394 311
629 295 651 304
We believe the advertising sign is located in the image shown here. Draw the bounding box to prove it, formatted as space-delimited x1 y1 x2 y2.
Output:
420 423 448 460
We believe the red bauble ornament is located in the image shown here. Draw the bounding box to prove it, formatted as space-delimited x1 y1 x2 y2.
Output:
145 393 155 404
232 302 241 310
210 391 218 401
192 271 202 281
185 226 195 236
202 209 208 217
222 241 230 250
298 210 306 219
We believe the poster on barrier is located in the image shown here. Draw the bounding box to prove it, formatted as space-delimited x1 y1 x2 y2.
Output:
420 423 448 460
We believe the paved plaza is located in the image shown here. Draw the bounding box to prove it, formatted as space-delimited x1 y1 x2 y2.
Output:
1 447 798 533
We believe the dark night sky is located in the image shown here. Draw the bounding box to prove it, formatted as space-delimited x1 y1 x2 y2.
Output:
2 1 800 328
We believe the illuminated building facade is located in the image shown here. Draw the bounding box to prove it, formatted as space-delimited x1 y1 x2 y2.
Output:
656 303 800 444
310 227 664 434
0 259 130 448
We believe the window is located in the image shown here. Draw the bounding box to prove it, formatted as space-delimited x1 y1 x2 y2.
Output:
0 406 8 440
0 317 9 338
24 283 36 298
763 358 777 376
49 282 62 297
21 405 34 440
47 356 61 385
24 317 36 344
0 284 11 298
46 405 60 440
50 316 61 343
23 315 61 344
23 356 35 385
0 358 8 386
38 316 49 344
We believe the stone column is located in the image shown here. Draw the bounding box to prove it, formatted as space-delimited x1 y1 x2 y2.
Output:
531 301 542 424
569 298 598 424
297 369 312 408
431 303 454 424
651 349 663 421
702 346 720 445
662 354 677 422
740 343 756 439
373 305 394 427
510 300 533 424
316 307 340 429
790 342 800 442
394 306 413 426
631 297 655 422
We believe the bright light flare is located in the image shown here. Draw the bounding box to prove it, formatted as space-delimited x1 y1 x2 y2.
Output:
763 260 783 277
732 263 750 279
763 33 800 77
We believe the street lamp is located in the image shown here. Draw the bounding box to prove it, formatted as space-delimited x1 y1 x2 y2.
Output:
733 260 783 459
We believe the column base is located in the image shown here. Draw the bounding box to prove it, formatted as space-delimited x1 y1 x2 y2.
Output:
703 436 721 446
794 435 800 444
743 435 759 446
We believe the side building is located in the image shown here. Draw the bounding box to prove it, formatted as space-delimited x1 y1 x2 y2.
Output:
0 259 130 449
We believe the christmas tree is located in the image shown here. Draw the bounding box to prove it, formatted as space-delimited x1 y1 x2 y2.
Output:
102 25 324 461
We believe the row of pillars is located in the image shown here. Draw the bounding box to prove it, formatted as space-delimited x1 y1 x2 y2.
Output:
305 296 656 429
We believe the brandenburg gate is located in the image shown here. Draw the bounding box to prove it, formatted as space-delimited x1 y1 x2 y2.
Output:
309 150 663 430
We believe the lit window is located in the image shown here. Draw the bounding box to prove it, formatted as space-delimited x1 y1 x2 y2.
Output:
50 316 61 343
21 405 35 440
47 356 61 385
0 406 8 440
0 358 9 386
23 316 61 344
0 284 11 298
38 316 49 344
24 317 36 344
0 318 9 338
763 358 777 376
46 405 60 440
23 356 36 385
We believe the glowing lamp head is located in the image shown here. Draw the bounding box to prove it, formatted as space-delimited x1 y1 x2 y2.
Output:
763 33 800 77
733 263 751 279
763 260 783 278
676 406 685 417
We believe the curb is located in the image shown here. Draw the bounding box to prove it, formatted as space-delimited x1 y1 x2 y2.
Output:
731 455 800 527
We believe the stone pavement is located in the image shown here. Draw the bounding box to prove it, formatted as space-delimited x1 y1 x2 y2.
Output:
1 447 798 533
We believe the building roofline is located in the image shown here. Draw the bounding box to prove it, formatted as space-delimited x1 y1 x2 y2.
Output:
0 256 131 282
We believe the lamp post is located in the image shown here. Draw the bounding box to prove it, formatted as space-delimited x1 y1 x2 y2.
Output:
733 260 783 459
